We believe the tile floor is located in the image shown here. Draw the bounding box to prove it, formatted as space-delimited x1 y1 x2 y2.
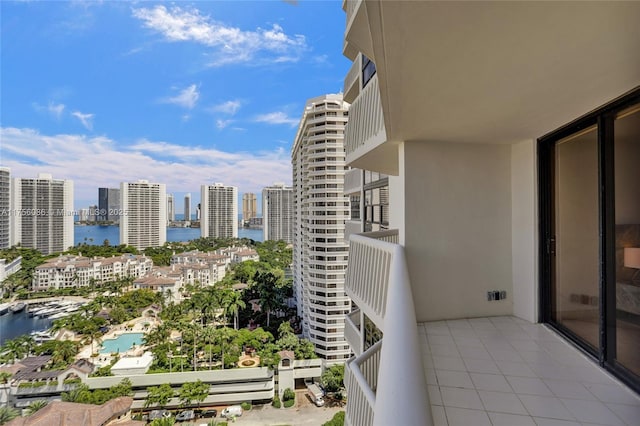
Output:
420 316 640 426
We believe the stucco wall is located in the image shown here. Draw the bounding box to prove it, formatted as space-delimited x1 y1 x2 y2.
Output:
403 141 513 321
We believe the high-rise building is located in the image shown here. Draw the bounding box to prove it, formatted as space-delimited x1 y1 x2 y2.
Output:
292 94 351 362
167 194 175 223
201 183 238 239
242 193 257 222
120 180 166 250
184 193 192 222
98 188 120 223
262 183 293 243
340 2 640 425
0 167 10 249
10 173 74 255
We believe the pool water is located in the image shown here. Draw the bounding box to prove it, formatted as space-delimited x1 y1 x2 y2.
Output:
100 332 144 354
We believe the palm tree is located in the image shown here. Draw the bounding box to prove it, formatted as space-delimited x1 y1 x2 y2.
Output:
215 327 232 370
26 400 48 415
226 291 246 330
254 271 284 327
2 338 25 363
17 334 36 357
201 325 216 370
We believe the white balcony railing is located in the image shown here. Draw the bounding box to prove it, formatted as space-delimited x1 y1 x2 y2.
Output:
344 53 362 103
344 229 397 327
344 339 381 426
344 230 431 426
344 168 363 194
344 74 387 162
344 309 362 356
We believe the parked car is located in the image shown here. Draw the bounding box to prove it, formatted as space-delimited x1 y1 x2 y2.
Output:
176 410 195 421
221 405 243 418
196 409 218 418
148 409 171 420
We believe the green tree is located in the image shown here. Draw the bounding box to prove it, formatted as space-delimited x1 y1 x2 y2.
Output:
321 364 345 393
254 270 284 327
178 380 209 408
145 383 174 408
26 400 48 415
322 411 345 426
226 290 246 330
149 418 175 426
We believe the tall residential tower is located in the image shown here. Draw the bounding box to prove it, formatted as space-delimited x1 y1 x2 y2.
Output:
292 94 351 362
242 192 257 223
11 173 74 254
0 168 11 249
201 183 238 239
120 180 166 250
262 183 293 243
184 193 192 222
98 187 120 223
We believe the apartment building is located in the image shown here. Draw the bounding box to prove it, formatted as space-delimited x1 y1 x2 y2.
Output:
242 192 257 223
262 183 294 243
341 2 640 425
201 183 238 239
184 193 192 222
120 180 166 250
32 254 153 291
292 94 351 362
0 167 10 249
98 187 120 223
167 193 175 222
10 173 74 255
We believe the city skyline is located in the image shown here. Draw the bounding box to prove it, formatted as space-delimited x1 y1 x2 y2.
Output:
0 1 349 210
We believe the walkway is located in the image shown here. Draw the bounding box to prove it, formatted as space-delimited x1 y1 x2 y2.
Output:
421 316 640 426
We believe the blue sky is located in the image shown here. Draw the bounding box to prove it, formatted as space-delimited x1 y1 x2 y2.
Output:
0 1 349 212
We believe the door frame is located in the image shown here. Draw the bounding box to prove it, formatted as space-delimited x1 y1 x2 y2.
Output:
538 86 640 394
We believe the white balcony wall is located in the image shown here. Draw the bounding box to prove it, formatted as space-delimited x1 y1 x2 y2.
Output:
511 139 538 323
403 141 513 322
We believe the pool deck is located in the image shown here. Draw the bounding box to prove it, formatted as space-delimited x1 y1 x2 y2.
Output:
76 315 159 366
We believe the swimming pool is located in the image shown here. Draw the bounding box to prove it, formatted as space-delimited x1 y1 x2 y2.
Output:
100 332 144 354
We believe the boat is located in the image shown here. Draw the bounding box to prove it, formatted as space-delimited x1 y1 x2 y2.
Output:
0 303 10 315
10 302 26 313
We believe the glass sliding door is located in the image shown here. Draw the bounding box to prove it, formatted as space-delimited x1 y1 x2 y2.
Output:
552 127 600 349
540 88 640 393
614 103 640 377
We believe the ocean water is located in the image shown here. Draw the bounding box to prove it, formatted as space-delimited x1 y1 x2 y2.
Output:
0 309 52 346
74 225 263 246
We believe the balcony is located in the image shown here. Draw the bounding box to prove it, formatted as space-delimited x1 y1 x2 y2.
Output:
344 53 362 104
344 230 430 426
343 168 363 195
344 340 380 426
343 0 372 61
343 75 397 175
344 309 362 356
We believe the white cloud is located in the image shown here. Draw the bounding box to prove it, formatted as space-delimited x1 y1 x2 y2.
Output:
216 119 232 129
162 84 200 109
210 100 241 115
48 102 65 119
132 5 307 66
71 111 94 130
254 111 298 127
1 127 292 206
33 101 66 120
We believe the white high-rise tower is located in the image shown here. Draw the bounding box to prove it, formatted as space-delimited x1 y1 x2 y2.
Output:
292 94 351 362
201 183 238 239
120 180 166 250
262 183 293 243
11 173 74 254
